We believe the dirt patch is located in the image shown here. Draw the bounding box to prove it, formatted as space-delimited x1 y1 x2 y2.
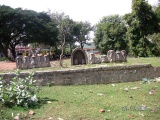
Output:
0 62 16 71
0 61 60 71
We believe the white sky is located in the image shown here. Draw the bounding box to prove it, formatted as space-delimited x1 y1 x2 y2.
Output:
0 0 158 25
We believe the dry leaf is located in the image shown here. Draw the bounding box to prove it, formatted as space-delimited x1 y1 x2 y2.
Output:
112 84 115 87
29 110 35 115
47 101 52 104
14 114 20 120
99 109 105 113
48 117 53 120
131 86 140 90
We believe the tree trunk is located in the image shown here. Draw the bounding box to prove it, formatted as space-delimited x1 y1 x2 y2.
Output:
59 33 65 67
69 43 72 54
0 44 9 59
80 42 84 49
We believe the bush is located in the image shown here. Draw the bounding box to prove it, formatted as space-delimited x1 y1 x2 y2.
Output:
0 70 39 108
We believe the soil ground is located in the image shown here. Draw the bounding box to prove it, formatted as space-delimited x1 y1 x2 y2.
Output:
0 62 16 71
0 61 59 71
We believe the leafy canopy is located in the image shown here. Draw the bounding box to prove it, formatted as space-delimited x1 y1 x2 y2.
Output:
94 15 127 53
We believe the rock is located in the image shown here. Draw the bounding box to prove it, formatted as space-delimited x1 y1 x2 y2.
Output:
99 109 105 113
124 88 129 92
155 77 160 83
29 110 35 115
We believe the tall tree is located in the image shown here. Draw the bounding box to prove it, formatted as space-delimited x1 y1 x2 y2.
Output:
73 21 93 49
124 0 160 57
94 15 127 53
147 2 160 53
49 12 74 54
0 5 58 60
49 11 75 67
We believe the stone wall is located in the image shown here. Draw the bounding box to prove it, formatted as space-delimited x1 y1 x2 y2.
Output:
1 64 160 86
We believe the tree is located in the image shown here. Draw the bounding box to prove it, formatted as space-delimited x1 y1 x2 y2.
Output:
49 12 73 54
0 5 58 60
147 3 160 54
49 11 76 67
94 15 128 54
124 0 160 57
73 21 93 49
58 18 76 67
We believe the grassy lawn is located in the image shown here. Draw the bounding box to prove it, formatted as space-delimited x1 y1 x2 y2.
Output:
1 81 160 120
0 57 160 120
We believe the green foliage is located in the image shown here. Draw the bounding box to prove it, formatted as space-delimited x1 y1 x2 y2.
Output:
94 15 128 54
73 21 93 49
0 5 58 60
0 70 39 108
124 0 160 57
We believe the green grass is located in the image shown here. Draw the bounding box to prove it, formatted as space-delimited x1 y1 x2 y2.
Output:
127 57 160 67
0 57 160 119
1 81 160 120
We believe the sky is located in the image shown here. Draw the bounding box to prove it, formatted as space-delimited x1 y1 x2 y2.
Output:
0 0 158 25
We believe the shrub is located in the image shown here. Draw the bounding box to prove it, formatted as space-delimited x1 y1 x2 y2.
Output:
0 70 39 108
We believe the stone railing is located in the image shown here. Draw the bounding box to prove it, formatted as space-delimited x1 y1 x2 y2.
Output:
1 64 160 86
16 54 50 69
87 50 127 64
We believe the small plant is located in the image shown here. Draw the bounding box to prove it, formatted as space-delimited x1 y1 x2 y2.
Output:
0 69 39 108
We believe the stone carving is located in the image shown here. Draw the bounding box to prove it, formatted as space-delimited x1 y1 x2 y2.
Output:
121 50 127 62
107 50 116 62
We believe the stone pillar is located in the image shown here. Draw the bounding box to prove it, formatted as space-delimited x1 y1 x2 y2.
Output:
100 55 108 63
115 50 122 62
107 50 116 62
37 54 44 68
16 56 23 69
23 56 30 69
121 50 127 62
30 55 37 68
89 53 95 64
44 55 50 67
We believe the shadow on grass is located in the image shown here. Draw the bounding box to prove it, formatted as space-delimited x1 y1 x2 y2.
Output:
1 97 58 110
23 97 58 110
